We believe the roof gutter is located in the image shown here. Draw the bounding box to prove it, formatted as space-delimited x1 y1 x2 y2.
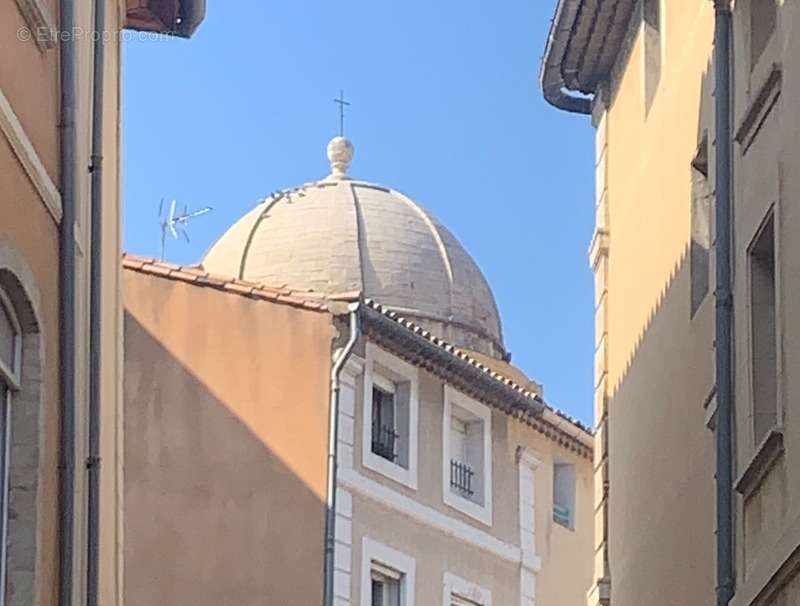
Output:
175 0 205 38
540 0 593 114
124 0 206 38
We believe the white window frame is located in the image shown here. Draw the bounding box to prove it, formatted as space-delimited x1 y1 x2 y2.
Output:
0 288 21 390
442 572 492 606
361 537 416 606
362 343 419 490
0 288 21 606
442 385 493 527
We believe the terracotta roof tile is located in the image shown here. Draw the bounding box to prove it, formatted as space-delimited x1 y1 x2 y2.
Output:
121 253 332 312
223 282 255 296
360 299 594 455
168 270 200 283
249 290 279 302
141 263 173 277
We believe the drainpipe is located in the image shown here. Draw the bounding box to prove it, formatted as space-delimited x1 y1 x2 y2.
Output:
713 1 735 605
58 0 77 603
58 0 77 606
323 303 360 606
86 0 107 604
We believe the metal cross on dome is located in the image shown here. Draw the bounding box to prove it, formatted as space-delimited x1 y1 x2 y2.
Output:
333 90 350 137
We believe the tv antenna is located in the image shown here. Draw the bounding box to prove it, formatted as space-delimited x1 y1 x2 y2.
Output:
159 199 213 261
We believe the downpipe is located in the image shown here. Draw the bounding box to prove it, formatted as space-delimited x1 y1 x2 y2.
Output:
86 0 107 604
323 303 360 606
713 1 735 605
58 0 78 603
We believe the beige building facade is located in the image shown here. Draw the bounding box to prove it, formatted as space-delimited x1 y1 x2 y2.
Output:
122 139 594 605
0 0 203 604
331 314 593 606
1 1 125 603
542 0 800 605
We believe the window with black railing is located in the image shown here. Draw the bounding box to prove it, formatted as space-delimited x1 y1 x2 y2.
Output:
450 459 475 498
372 422 399 462
371 384 399 462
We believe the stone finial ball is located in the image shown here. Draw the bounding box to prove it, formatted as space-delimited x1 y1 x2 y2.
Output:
327 136 355 176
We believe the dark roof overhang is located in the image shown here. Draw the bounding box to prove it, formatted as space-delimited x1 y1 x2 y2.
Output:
350 300 594 459
540 0 638 114
124 0 206 39
358 300 545 419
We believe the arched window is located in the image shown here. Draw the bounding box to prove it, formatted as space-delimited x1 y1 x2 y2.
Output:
0 287 21 603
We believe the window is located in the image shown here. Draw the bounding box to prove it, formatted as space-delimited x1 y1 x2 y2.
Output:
361 538 415 606
643 0 662 113
553 462 576 529
443 386 492 526
751 0 776 69
0 266 42 606
363 344 419 489
371 375 399 462
691 136 711 317
371 564 402 606
0 289 21 605
749 212 778 445
449 417 475 498
442 573 491 606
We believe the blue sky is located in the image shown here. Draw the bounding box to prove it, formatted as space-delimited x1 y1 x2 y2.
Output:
122 0 596 425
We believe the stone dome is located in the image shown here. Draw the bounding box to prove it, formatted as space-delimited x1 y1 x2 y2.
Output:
202 137 505 358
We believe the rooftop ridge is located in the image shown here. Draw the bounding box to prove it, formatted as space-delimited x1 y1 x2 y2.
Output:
121 253 337 312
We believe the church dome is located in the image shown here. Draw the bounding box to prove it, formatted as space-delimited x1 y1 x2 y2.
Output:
202 137 505 358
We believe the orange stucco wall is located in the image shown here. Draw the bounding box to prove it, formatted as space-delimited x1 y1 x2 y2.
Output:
598 2 717 605
123 270 335 605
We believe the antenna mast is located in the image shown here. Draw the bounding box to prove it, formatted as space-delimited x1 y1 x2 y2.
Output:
158 199 213 261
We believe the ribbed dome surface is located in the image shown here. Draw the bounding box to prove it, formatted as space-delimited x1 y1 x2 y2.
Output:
202 142 505 358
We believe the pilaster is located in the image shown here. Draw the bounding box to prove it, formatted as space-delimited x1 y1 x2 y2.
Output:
333 355 363 606
517 447 542 606
587 108 611 606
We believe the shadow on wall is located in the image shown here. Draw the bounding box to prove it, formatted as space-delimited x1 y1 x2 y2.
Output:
604 66 717 606
123 312 325 606
610 64 715 399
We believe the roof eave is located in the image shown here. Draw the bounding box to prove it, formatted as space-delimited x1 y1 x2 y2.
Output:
540 0 594 114
351 300 594 459
124 0 205 39
356 301 545 419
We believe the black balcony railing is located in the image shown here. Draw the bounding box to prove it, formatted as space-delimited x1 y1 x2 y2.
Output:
450 459 475 497
371 423 399 461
